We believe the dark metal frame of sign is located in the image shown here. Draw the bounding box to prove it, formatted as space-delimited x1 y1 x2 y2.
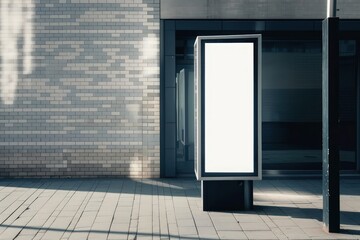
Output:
194 35 262 181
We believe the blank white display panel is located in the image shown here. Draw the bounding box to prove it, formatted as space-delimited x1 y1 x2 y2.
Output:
204 42 254 173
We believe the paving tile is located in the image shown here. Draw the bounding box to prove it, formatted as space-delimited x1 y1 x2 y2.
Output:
270 227 287 239
177 219 196 227
217 230 247 240
168 223 179 237
292 218 322 228
240 222 270 231
234 214 263 223
13 235 36 240
212 221 241 231
272 218 297 227
68 231 89 240
244 230 278 239
107 232 128 240
196 226 218 239
177 226 198 236
301 227 333 238
193 218 214 227
88 231 108 240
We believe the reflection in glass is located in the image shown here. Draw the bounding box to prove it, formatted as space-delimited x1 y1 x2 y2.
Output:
176 68 195 175
262 40 323 170
338 40 357 170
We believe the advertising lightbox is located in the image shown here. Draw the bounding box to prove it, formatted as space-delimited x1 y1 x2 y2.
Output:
194 35 262 180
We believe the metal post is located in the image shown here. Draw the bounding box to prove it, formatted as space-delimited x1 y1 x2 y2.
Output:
357 40 360 173
327 0 337 18
322 16 340 233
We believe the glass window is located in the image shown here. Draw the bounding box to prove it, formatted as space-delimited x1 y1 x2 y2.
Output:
175 37 196 175
262 40 323 170
174 33 358 174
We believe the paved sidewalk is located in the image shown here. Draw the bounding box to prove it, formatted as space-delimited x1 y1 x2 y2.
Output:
0 178 359 240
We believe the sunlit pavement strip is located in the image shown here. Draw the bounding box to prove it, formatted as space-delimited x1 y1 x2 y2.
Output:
0 178 359 240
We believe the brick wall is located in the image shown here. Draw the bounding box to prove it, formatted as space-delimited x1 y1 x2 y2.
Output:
0 0 160 178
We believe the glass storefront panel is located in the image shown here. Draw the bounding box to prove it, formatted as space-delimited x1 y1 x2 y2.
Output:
174 33 358 174
175 37 195 175
338 40 357 170
262 40 323 170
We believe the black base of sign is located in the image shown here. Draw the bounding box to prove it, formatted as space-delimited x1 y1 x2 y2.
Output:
202 180 253 211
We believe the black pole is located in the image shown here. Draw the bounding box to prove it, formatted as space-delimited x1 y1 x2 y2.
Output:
322 17 340 233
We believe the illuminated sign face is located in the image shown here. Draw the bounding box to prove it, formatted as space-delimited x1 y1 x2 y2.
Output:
194 35 262 180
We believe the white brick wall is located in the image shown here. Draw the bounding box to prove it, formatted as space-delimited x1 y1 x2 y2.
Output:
0 0 160 178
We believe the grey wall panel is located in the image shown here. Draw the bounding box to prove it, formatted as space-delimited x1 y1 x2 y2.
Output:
340 21 360 31
165 88 176 123
223 21 266 31
338 0 360 19
162 21 176 177
165 56 175 87
161 0 208 19
165 30 175 56
165 123 176 149
161 0 360 20
208 0 326 19
175 21 222 30
165 149 176 177
265 21 317 31
164 20 175 31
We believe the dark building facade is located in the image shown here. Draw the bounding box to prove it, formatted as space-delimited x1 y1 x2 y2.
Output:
160 0 360 177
